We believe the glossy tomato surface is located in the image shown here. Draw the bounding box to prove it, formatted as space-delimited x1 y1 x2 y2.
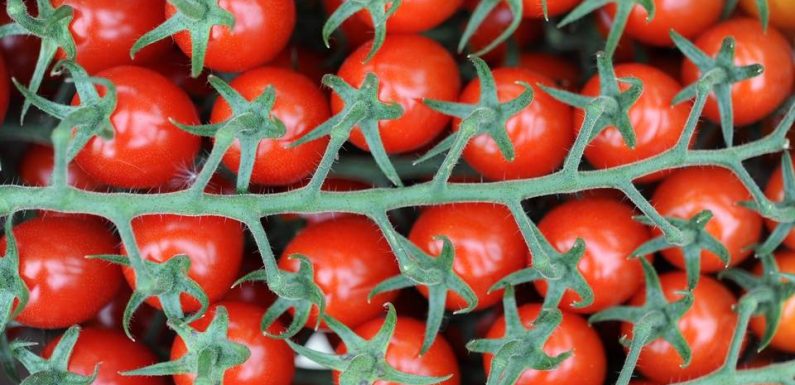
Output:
279 216 400 328
0 216 121 328
483 303 606 385
522 0 581 18
211 67 330 186
334 35 461 154
409 203 526 310
741 0 795 31
356 0 463 33
652 167 762 271
600 0 723 46
20 144 102 190
73 66 201 189
516 53 579 90
750 251 795 353
764 159 795 249
467 2 543 64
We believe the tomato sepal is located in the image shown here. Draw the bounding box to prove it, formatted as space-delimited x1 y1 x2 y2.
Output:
323 0 401 62
723 0 770 30
558 0 655 58
11 326 99 385
0 214 28 334
459 0 522 56
747 152 795 245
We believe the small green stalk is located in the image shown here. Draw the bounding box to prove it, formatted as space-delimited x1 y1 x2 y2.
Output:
323 0 401 62
0 214 28 334
723 0 769 30
11 326 99 385
558 0 655 59
459 0 523 56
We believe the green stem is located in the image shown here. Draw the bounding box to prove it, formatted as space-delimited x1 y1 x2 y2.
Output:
431 127 476 190
189 131 234 196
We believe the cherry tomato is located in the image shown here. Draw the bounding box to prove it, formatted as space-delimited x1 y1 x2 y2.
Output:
534 197 651 313
42 327 166 385
322 0 372 49
523 0 581 18
483 303 606 385
334 35 461 154
0 51 9 122
576 63 690 182
52 0 170 74
280 216 400 329
211 67 330 186
0 5 39 85
20 144 102 190
741 0 795 31
333 316 461 385
167 0 295 73
681 18 794 126
0 216 121 328
624 272 738 383
456 68 574 181
122 215 244 312
652 167 762 272
750 251 795 353
88 285 165 343
516 52 579 90
600 0 723 47
356 0 463 33
148 48 212 98
73 66 201 189
171 302 295 385
466 3 543 64
764 159 795 250
224 256 276 308
271 46 330 86
409 203 526 310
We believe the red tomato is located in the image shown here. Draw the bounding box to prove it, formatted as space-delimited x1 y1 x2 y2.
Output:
516 53 579 90
20 144 102 190
356 0 463 33
483 303 606 385
681 18 794 126
322 0 372 49
282 178 370 224
0 51 9 122
652 167 762 271
409 203 526 310
52 0 170 74
334 35 461 154
333 317 461 385
171 302 295 385
624 272 738 383
741 0 795 31
73 66 201 189
599 0 723 47
271 46 330 86
576 63 690 182
166 0 295 73
224 256 276 308
465 1 542 64
279 216 400 329
42 328 166 385
0 6 39 85
0 216 121 328
534 197 651 313
764 159 795 249
522 0 581 18
122 215 244 312
456 68 574 181
750 251 795 353
211 67 330 186
628 381 658 385
88 285 165 343
148 49 212 98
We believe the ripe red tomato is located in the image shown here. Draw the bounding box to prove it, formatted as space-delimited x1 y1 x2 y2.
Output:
456 68 574 181
750 251 795 353
522 0 581 18
42 327 166 385
122 215 244 312
599 0 723 47
356 0 463 33
576 63 690 182
271 46 330 86
334 35 461 154
148 49 212 98
516 53 579 90
741 0 795 31
534 197 651 313
0 6 39 85
0 52 8 123
333 316 461 385
223 256 276 308
322 0 372 49
171 302 295 385
681 18 794 126
409 203 526 310
764 159 795 249
652 167 762 271
279 216 400 329
52 0 170 74
483 303 606 385
20 144 102 190
210 67 330 186
0 216 121 328
624 272 738 383
466 2 543 63
166 0 295 73
73 66 201 189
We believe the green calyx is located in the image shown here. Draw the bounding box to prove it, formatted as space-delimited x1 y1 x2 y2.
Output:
0 214 28 334
590 258 694 385
723 0 769 30
12 326 98 385
459 0 523 56
558 0 655 58
1 0 77 120
173 75 286 194
132 0 235 78
123 306 250 385
751 153 795 252
420 56 533 189
323 0 401 62
288 304 450 385
466 286 570 385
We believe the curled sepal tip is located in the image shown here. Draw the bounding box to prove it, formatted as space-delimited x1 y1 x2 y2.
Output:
323 0 401 62
131 0 235 77
459 0 522 56
558 0 655 58
723 0 769 31
0 214 28 334
288 304 451 385
122 306 250 385
12 326 99 385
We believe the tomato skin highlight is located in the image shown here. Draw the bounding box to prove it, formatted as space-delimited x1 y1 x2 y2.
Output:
171 302 295 385
652 167 762 272
456 68 574 181
334 35 461 154
211 67 330 186
333 317 461 385
167 0 295 73
681 18 794 126
73 65 201 189
356 0 464 33
764 159 795 250
279 216 400 329
750 251 795 353
483 303 607 385
409 203 527 310
122 215 245 313
625 272 739 383
0 216 121 329
42 327 167 385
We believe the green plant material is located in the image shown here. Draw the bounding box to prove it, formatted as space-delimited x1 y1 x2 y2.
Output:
323 0 401 62
11 326 98 385
752 152 795 256
459 0 522 56
0 214 27 334
723 0 769 30
558 0 655 59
